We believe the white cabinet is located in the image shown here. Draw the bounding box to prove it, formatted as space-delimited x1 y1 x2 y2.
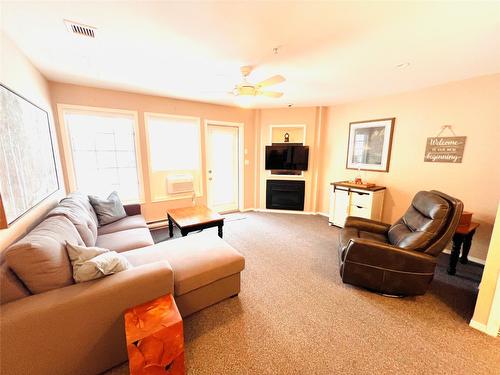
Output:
329 182 385 227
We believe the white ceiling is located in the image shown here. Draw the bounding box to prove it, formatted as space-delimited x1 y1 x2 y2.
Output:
1 1 500 108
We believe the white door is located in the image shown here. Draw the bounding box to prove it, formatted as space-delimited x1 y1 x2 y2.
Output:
206 125 240 213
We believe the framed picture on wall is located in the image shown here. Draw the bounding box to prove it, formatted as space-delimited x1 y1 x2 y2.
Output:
0 84 59 228
346 118 395 172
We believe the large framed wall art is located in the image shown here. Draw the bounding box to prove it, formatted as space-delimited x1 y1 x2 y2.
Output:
0 84 59 228
346 118 395 172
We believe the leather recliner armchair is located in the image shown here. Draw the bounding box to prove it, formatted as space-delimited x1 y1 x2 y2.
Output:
338 190 463 296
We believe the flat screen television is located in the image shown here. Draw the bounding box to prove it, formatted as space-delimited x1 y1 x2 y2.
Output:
265 145 309 171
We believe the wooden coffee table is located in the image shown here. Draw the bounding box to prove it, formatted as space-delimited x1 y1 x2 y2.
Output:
167 205 224 238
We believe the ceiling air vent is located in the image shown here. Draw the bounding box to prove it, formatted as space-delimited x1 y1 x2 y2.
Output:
64 20 96 38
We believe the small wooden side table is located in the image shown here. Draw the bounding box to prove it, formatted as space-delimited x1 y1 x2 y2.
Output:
125 295 185 375
447 222 480 275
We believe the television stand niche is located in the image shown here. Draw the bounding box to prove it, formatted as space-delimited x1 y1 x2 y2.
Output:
270 170 302 176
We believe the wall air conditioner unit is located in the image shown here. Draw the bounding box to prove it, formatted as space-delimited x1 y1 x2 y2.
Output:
166 174 194 195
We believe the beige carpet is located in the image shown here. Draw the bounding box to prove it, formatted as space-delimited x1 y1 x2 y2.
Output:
108 212 500 374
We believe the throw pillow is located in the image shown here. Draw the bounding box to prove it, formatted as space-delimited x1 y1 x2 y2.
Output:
66 242 132 283
88 191 127 226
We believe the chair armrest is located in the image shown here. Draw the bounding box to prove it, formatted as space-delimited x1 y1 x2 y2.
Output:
344 216 391 235
344 238 437 274
124 203 142 216
0 261 174 375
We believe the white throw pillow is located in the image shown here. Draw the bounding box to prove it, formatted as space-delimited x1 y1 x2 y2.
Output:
66 242 132 283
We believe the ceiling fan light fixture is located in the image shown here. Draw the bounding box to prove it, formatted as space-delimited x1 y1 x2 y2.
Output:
237 85 256 96
235 95 254 108
226 66 286 102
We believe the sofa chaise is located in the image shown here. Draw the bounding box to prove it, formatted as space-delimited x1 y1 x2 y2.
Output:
0 192 245 375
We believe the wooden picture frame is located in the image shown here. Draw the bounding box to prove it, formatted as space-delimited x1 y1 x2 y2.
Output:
346 118 395 172
0 84 59 229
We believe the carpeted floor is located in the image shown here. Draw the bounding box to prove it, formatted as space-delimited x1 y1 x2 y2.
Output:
107 212 499 374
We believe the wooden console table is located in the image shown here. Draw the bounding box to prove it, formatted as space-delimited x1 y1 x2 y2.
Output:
329 181 386 227
125 295 184 374
167 205 224 238
447 222 480 275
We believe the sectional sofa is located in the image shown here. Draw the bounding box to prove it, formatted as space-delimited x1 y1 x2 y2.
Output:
0 192 245 375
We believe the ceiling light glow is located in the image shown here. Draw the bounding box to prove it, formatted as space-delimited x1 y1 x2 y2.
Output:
234 95 254 108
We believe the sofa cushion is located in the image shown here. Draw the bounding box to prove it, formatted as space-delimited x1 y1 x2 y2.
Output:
5 216 83 294
89 191 127 226
123 232 245 296
67 191 99 227
95 227 154 253
97 215 148 236
46 196 98 247
0 254 31 304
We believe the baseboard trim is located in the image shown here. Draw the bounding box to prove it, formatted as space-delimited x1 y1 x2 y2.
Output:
442 249 486 265
316 211 329 218
469 319 497 336
253 208 318 215
148 208 325 217
243 208 329 217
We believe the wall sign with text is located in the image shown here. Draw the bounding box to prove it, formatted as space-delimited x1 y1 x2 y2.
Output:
424 136 466 163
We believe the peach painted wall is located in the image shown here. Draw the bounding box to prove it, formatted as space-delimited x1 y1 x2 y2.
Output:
317 74 500 261
48 82 256 222
0 32 65 251
255 107 325 212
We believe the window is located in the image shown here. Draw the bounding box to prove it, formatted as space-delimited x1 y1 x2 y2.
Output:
62 108 141 202
145 113 201 201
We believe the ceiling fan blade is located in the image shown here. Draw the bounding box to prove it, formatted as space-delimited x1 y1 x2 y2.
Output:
259 91 283 98
256 75 285 88
200 90 234 94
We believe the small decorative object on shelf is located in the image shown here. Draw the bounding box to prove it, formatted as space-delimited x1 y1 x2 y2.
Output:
354 167 363 184
125 294 185 375
284 132 290 143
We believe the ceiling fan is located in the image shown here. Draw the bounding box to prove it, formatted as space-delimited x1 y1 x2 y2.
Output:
230 66 285 98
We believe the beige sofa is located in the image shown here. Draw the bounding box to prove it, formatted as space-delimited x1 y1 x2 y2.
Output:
0 193 245 375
